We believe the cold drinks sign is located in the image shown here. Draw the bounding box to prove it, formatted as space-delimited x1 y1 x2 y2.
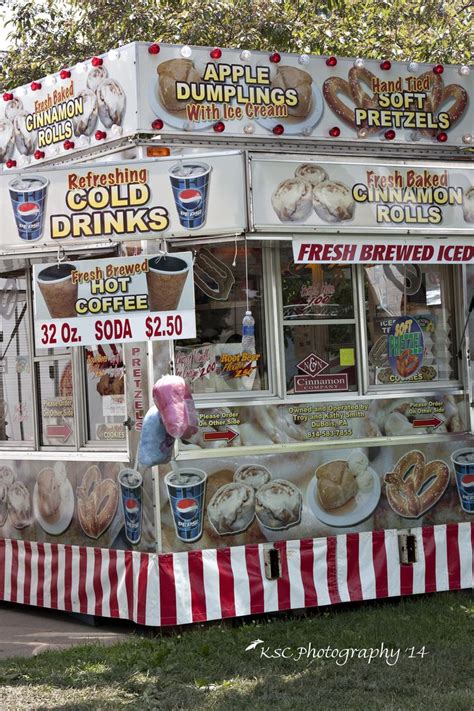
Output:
0 152 246 248
33 253 196 347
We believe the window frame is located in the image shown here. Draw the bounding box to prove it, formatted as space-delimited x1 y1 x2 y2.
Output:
171 238 279 403
357 261 463 395
0 250 128 455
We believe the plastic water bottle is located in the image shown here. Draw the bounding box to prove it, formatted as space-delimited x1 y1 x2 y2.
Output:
241 310 256 390
241 310 255 352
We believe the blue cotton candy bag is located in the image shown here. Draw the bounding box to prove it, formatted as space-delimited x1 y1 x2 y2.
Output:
138 405 175 467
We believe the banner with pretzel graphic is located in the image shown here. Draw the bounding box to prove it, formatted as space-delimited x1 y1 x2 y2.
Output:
138 43 473 146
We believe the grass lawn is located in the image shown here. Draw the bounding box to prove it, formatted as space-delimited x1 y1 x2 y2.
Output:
0 590 472 710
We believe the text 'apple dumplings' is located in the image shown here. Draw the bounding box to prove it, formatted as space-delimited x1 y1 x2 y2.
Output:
207 482 255 535
271 179 313 221
255 479 302 530
233 464 271 490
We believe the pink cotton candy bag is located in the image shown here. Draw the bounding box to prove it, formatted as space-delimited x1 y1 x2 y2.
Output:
152 374 198 440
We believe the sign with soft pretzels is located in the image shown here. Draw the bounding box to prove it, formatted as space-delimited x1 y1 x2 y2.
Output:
138 43 473 146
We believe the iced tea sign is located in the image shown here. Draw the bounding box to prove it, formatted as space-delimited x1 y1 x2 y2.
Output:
33 252 196 347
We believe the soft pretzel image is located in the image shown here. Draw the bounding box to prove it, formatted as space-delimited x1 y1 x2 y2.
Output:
384 450 449 518
323 66 467 137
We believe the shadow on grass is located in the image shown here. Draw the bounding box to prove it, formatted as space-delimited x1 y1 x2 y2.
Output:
0 591 472 711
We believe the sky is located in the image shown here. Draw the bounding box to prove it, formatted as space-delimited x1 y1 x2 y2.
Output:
0 5 11 52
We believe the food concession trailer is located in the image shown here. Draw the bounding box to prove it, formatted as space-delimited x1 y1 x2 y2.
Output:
0 43 472 626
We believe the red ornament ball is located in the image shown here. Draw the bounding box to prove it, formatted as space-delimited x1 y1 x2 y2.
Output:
380 60 391 71
210 48 222 59
437 132 448 142
269 52 281 63
95 130 107 140
151 118 164 130
5 159 16 168
31 82 42 91
34 150 45 159
326 56 337 67
433 64 444 74
273 124 284 135
148 43 160 55
59 69 71 79
63 140 75 150
213 121 225 133
385 129 396 140
3 92 13 101
91 56 103 67
329 126 341 137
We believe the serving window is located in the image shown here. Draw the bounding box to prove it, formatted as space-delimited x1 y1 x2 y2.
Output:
0 258 126 452
172 242 465 408
0 273 35 445
364 264 458 388
174 243 269 396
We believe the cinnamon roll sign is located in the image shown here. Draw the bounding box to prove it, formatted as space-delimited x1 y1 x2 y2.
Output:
251 157 474 235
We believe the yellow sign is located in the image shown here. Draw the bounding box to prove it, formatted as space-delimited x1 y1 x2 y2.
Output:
339 348 355 367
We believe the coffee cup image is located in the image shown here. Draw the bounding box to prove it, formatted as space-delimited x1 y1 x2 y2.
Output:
37 263 78 319
146 255 189 312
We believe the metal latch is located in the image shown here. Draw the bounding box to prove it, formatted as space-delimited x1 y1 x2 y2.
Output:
264 547 281 580
398 532 417 564
122 417 135 430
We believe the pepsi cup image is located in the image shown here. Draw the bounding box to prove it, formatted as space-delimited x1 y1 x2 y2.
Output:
9 175 49 241
118 468 143 545
169 162 211 230
165 468 207 542
451 448 474 514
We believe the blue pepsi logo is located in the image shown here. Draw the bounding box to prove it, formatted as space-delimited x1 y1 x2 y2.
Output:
125 498 140 514
178 188 202 208
177 497 199 518
18 202 40 221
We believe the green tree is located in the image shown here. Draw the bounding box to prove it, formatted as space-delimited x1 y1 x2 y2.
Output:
0 0 473 88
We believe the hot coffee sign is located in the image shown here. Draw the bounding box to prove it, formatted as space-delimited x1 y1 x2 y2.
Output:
32 252 196 347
